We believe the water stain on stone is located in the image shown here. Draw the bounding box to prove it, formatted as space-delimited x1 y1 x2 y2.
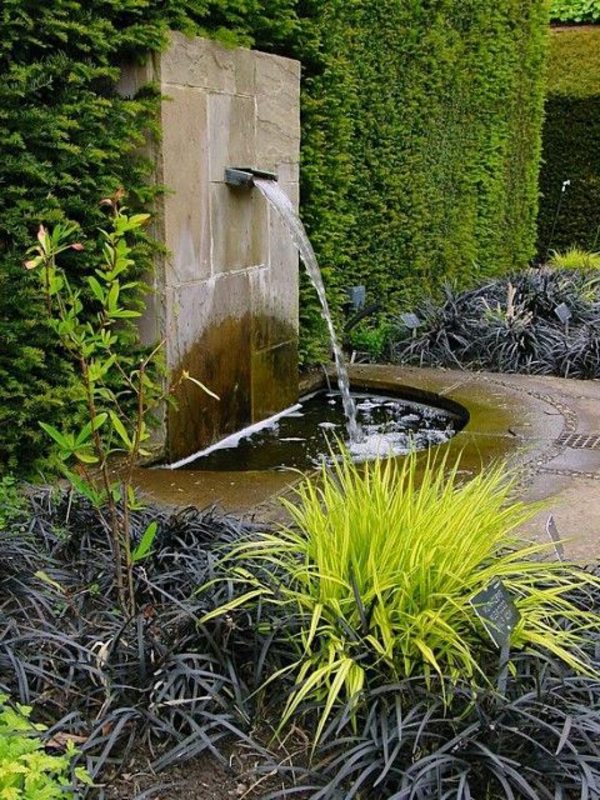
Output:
167 314 298 463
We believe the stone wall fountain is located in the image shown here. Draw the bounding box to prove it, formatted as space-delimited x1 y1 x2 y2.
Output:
115 32 552 520
121 32 465 475
120 33 301 463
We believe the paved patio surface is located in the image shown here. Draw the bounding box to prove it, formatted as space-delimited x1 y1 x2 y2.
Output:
348 365 600 562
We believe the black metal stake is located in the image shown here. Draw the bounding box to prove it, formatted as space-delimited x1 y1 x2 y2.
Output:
546 514 565 562
592 221 600 252
497 642 510 697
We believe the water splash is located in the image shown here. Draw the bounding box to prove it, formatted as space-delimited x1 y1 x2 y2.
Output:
254 178 361 442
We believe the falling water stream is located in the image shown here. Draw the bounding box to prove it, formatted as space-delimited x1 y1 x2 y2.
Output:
254 178 362 442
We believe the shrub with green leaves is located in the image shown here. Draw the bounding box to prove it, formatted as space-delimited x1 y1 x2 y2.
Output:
345 315 394 361
550 0 600 22
0 475 27 529
24 203 159 615
205 452 600 740
0 694 89 798
23 201 220 615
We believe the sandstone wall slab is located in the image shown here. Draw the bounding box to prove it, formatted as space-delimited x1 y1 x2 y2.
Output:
122 34 301 463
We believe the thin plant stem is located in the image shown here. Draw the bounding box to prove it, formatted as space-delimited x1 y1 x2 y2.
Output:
81 356 127 610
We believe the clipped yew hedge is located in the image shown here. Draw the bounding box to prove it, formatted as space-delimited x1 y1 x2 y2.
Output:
537 26 600 256
300 1 547 341
0 0 548 474
0 1 301 474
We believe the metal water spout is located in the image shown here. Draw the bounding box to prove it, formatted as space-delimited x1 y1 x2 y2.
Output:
224 167 278 188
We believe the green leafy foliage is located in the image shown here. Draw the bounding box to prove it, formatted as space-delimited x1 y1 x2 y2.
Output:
0 694 90 798
1 0 549 472
26 205 179 614
538 27 600 255
345 315 394 361
205 452 600 741
550 0 600 22
298 0 548 361
27 207 221 614
0 475 27 528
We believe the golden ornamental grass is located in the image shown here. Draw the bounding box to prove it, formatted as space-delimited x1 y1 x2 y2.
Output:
203 451 600 742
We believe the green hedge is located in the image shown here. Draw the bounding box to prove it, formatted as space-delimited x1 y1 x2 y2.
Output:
0 1 301 474
300 0 548 324
0 0 548 474
537 27 600 256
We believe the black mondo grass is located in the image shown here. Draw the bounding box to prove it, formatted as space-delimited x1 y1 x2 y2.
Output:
0 491 276 791
269 654 600 800
391 268 600 379
267 574 600 800
3 490 600 799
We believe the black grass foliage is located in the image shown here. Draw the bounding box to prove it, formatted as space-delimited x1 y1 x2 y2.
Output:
272 653 600 800
4 493 600 799
390 268 600 379
0 492 282 791
260 573 600 800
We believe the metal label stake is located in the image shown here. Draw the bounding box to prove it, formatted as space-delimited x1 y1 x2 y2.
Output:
546 514 565 562
470 578 521 697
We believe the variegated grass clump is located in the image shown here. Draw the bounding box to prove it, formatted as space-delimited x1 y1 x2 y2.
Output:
548 247 600 271
205 452 600 741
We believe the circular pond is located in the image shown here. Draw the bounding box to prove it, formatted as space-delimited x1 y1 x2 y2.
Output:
176 390 467 472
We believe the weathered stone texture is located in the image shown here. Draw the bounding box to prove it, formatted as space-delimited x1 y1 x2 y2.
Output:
256 52 301 173
208 93 256 181
123 34 301 462
161 87 211 284
210 185 268 272
251 340 299 422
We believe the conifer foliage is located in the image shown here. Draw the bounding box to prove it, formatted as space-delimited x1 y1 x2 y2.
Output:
0 1 299 473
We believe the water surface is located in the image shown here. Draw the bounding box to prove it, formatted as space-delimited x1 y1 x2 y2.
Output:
178 391 460 471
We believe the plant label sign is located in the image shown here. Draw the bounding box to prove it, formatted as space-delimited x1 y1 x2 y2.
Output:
554 303 572 325
545 514 565 562
470 578 520 649
400 313 421 330
348 285 366 310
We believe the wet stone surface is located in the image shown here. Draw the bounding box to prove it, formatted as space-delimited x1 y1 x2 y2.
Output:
179 390 462 472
